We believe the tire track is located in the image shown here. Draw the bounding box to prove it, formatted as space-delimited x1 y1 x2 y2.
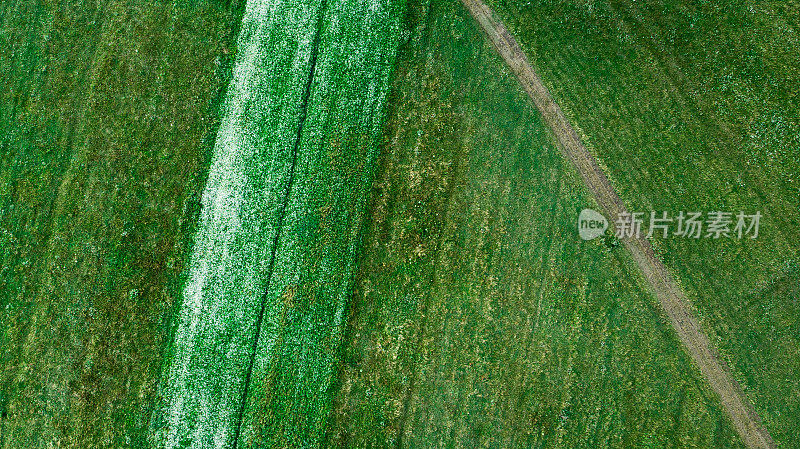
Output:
229 2 328 447
150 1 327 446
458 0 776 447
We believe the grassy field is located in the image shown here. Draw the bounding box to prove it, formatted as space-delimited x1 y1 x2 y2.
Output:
1 0 795 446
325 0 744 446
150 0 409 447
0 0 245 447
486 0 800 444
233 0 408 446
149 0 331 446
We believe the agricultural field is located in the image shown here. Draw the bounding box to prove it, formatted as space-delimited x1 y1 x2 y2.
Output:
0 0 797 447
0 0 245 447
326 0 743 447
487 0 800 444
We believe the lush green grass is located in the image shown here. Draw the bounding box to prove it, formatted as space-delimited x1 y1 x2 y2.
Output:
2 0 794 446
486 0 800 444
0 0 407 446
0 0 245 447
234 0 408 446
325 1 744 447
147 0 409 447
149 0 331 446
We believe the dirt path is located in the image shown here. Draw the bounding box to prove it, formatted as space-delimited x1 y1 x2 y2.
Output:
459 0 776 447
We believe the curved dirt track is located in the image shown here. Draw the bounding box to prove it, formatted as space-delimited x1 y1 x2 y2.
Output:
458 0 776 447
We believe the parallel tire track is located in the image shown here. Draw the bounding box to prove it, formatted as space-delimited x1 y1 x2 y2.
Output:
459 1 776 447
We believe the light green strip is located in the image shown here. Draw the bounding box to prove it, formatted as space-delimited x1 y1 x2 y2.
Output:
149 0 324 447
236 0 408 446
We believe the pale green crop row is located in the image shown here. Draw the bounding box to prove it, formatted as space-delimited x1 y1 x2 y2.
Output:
150 0 407 447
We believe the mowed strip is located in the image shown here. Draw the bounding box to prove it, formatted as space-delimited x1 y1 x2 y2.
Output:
458 0 776 448
234 0 408 446
151 0 327 447
151 0 408 447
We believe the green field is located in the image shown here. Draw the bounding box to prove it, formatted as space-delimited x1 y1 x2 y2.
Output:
0 0 244 447
150 0 408 447
0 0 796 447
487 0 800 444
326 0 743 447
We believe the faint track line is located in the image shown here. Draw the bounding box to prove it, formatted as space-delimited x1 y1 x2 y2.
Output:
459 0 776 447
230 1 329 447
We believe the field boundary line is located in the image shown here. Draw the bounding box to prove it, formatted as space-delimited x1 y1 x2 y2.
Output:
458 0 776 447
